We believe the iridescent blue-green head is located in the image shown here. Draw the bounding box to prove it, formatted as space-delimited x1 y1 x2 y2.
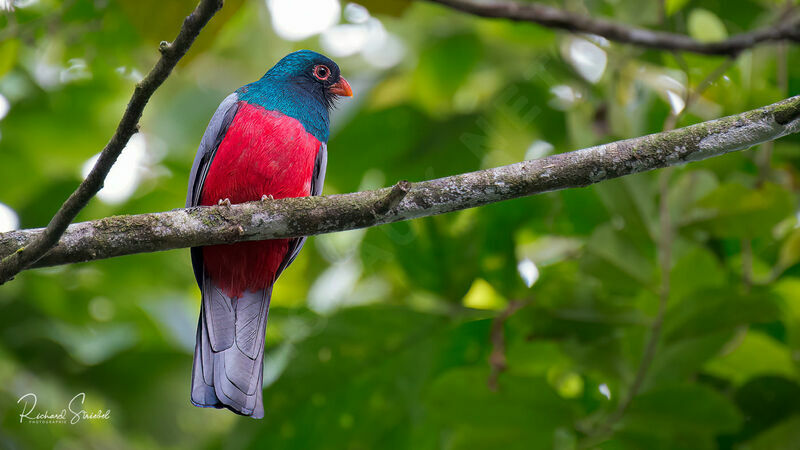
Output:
237 50 353 142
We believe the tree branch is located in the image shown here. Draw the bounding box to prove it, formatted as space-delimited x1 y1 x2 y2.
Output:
0 0 223 284
426 0 800 56
0 96 798 272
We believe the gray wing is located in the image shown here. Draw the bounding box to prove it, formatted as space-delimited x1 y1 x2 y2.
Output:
188 93 240 287
274 143 327 279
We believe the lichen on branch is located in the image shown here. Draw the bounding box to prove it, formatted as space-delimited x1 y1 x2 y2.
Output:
1 96 798 272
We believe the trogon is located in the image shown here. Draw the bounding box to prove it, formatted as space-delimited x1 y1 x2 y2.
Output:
186 50 352 418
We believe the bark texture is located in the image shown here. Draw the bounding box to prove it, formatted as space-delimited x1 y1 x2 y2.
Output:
1 96 798 271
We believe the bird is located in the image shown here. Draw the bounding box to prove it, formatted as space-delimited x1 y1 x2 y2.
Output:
185 50 352 418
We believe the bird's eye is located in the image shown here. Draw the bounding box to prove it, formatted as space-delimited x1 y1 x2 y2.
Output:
313 65 330 81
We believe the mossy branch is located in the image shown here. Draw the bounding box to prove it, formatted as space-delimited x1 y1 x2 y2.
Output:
0 96 797 272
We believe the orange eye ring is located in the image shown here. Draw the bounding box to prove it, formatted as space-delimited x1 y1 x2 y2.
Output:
313 65 330 81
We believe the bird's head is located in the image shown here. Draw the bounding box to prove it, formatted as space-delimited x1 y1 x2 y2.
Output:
264 50 352 109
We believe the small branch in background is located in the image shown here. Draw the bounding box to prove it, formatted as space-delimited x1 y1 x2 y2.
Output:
426 0 800 56
742 239 753 292
583 57 737 444
488 299 529 391
0 0 224 285
0 96 798 273
608 170 673 427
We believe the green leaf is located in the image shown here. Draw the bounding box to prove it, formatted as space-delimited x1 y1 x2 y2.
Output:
665 0 691 16
663 288 781 342
705 332 796 385
688 9 729 43
690 182 794 238
425 367 575 429
647 331 733 387
778 229 800 272
623 384 742 435
0 38 19 78
734 376 800 439
670 245 726 303
413 33 483 112
738 416 800 450
584 223 656 288
354 0 412 16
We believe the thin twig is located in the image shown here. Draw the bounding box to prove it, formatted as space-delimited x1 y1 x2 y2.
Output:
0 96 798 273
487 299 529 391
0 0 224 285
604 169 672 430
427 0 800 56
581 56 738 445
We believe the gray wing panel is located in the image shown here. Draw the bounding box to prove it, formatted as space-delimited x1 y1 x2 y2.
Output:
274 143 327 279
187 92 240 208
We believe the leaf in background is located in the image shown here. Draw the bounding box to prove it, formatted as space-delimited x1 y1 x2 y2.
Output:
778 229 800 272
425 367 575 430
584 223 656 289
665 0 691 16
690 182 794 239
663 288 781 342
117 0 245 63
734 376 800 446
0 39 19 78
705 332 796 385
413 33 483 112
356 0 411 16
669 245 726 303
646 331 732 387
668 169 719 225
736 415 800 450
462 278 507 310
622 384 742 435
688 8 729 43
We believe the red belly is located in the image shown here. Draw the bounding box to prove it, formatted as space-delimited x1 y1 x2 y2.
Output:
200 102 321 297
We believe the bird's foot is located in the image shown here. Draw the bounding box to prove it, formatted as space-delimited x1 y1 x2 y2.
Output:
261 194 274 201
217 198 232 207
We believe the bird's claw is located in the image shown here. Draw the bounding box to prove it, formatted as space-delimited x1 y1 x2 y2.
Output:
218 198 232 207
261 194 274 201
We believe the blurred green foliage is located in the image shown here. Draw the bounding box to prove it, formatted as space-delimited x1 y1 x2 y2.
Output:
1 0 800 449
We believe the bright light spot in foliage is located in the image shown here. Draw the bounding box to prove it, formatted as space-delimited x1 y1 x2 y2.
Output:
0 202 20 232
320 24 370 57
82 133 148 205
267 0 341 41
343 3 369 23
517 258 539 288
320 8 405 68
599 383 611 400
361 27 405 69
308 259 361 313
60 58 91 83
666 90 686 115
549 84 580 110
564 37 607 83
463 278 506 310
0 94 9 121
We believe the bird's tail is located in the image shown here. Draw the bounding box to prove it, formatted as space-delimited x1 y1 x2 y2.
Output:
190 276 271 418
